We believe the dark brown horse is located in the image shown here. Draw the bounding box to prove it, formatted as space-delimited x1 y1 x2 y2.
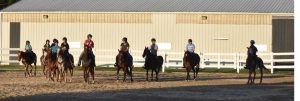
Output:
17 51 37 77
245 47 269 84
44 49 59 81
246 56 268 84
115 50 133 82
40 49 48 76
57 47 74 82
78 48 95 84
142 47 163 81
183 51 200 81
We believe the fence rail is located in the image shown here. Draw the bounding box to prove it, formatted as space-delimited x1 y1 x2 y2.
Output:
0 48 294 74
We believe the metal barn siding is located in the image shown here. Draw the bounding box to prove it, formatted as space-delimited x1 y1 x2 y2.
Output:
1 12 275 64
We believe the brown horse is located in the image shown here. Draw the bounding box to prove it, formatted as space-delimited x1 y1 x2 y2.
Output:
40 49 48 76
78 48 95 84
245 47 269 84
17 51 37 77
142 47 163 81
183 51 200 81
115 50 133 82
57 48 74 82
44 49 59 81
246 56 268 84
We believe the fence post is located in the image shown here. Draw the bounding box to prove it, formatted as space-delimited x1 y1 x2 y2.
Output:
162 52 166 73
235 53 238 73
218 53 221 69
270 52 274 74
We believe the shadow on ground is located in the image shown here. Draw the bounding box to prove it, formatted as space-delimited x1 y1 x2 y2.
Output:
1 82 293 101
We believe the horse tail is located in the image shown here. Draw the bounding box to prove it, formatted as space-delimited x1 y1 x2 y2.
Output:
158 56 164 67
257 57 268 70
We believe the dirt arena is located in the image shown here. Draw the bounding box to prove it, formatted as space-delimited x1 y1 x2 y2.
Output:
0 70 293 101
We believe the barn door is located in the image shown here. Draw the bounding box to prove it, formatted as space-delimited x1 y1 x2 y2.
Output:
9 22 21 64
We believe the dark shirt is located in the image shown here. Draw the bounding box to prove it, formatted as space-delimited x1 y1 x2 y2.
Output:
61 42 70 52
248 45 258 56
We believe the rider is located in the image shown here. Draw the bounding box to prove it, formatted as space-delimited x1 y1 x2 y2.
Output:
115 37 133 66
25 40 32 52
25 40 33 59
246 40 258 69
149 38 158 56
42 40 51 64
43 40 51 51
61 37 75 67
51 39 59 60
78 34 95 67
186 39 196 60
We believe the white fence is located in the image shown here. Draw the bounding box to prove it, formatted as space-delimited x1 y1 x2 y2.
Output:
0 48 294 74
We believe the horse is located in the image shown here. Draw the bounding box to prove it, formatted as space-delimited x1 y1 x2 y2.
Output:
246 56 268 84
44 49 59 81
57 47 74 83
245 47 268 84
17 51 37 77
142 47 163 81
78 47 95 84
40 49 48 76
183 51 200 81
115 50 133 82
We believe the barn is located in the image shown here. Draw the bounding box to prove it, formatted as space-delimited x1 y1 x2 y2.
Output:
0 0 294 66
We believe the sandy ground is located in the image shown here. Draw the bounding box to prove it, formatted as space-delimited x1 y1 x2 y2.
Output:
0 70 293 101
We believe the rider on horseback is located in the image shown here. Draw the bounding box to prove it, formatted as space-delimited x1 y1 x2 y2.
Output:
149 38 158 56
185 39 197 65
78 34 96 67
43 40 51 51
245 40 258 69
25 40 34 59
61 37 75 67
50 39 59 60
115 37 133 66
42 40 51 65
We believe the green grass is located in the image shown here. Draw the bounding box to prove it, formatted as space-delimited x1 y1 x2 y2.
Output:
0 65 294 75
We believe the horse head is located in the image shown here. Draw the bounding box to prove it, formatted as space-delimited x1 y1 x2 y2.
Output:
17 51 23 61
142 47 150 58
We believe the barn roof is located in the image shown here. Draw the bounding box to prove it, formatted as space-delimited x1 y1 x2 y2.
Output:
1 0 294 13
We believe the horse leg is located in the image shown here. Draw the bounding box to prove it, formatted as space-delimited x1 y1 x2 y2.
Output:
259 68 263 84
83 68 87 83
34 63 37 76
87 68 90 84
117 67 120 81
155 68 159 81
130 66 133 82
186 68 191 81
146 69 149 81
195 65 200 80
29 65 33 77
69 68 73 82
151 69 154 81
247 70 252 84
192 66 196 80
252 70 256 84
123 68 127 82
90 67 95 84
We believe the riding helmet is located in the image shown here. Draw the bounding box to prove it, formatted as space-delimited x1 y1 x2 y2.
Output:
46 40 50 43
122 37 127 42
188 39 192 42
250 40 255 44
63 37 67 41
151 38 156 42
87 34 93 38
26 40 30 44
53 39 58 43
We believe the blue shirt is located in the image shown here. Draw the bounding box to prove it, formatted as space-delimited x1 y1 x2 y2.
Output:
51 45 58 53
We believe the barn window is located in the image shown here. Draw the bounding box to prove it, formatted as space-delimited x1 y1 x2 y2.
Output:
43 15 49 19
202 16 207 20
